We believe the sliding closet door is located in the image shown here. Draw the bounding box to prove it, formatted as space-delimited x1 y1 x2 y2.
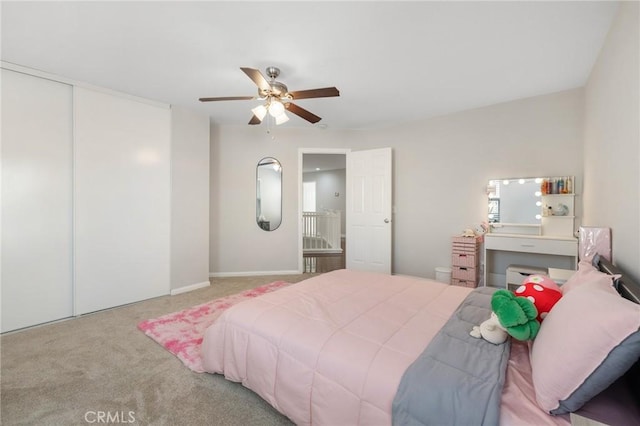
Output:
74 87 170 315
1 69 73 332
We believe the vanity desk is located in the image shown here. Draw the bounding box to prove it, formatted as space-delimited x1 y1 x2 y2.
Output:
484 176 579 288
484 233 578 287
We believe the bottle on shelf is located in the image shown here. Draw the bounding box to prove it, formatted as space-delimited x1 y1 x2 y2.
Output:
558 177 565 194
566 177 573 194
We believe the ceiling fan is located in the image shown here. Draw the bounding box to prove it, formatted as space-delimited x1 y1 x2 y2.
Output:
199 66 340 125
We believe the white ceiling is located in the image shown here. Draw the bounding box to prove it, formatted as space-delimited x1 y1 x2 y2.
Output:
1 1 618 130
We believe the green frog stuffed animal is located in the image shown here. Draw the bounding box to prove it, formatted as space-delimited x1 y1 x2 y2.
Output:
470 289 540 344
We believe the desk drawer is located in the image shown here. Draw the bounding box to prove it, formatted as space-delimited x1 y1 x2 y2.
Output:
485 236 577 256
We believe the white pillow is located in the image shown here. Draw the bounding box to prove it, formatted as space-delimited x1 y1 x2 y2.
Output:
530 280 640 414
561 260 617 295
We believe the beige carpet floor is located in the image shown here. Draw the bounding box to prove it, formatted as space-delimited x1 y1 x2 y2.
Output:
1 274 316 425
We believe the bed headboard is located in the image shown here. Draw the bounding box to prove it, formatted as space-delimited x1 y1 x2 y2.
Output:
597 256 640 304
595 256 640 408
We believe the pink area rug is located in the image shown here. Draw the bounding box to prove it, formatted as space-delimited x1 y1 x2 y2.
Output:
138 280 291 373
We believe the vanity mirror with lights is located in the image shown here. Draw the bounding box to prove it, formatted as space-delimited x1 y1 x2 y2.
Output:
484 176 578 288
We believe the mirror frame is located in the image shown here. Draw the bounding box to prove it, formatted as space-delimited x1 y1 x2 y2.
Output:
256 157 282 231
486 176 575 235
487 177 543 225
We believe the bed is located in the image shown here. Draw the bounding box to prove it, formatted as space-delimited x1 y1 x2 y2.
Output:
201 257 640 425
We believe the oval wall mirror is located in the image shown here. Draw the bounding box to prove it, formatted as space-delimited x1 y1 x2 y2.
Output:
256 157 282 231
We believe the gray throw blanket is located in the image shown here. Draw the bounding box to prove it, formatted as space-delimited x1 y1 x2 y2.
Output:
392 287 511 426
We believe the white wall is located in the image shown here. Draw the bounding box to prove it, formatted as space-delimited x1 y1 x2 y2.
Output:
210 89 584 278
583 2 640 282
350 89 584 277
171 106 210 291
209 126 355 275
208 6 640 283
303 168 347 232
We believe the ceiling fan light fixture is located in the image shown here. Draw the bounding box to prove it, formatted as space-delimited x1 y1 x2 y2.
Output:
268 99 285 117
199 66 339 125
275 112 290 125
251 104 268 121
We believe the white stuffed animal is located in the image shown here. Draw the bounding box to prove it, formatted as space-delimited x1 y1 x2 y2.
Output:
470 312 508 345
461 228 476 237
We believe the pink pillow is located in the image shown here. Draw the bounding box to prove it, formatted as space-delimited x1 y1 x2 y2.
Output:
530 280 640 414
561 260 617 295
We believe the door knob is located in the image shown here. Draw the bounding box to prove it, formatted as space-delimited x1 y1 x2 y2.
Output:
384 218 390 223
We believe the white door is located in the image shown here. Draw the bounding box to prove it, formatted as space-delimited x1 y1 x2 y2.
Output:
346 148 392 273
1 69 74 332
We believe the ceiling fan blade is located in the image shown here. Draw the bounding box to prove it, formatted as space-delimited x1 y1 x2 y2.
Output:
240 67 271 92
199 96 254 102
286 102 322 124
288 87 340 100
248 114 262 125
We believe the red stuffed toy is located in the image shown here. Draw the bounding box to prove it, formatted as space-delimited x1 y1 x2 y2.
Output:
514 275 562 322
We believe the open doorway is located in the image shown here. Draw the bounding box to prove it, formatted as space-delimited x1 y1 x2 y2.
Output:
299 150 348 273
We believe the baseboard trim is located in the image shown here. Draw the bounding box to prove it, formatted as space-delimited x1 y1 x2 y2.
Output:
170 280 211 296
209 270 301 278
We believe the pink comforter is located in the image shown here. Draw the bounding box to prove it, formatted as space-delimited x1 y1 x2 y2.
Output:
501 340 570 426
202 269 472 425
202 269 570 425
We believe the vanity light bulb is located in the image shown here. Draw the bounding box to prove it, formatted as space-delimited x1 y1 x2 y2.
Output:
534 191 541 197
536 201 542 207
518 179 525 184
535 214 542 220
503 180 510 185
534 178 543 184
